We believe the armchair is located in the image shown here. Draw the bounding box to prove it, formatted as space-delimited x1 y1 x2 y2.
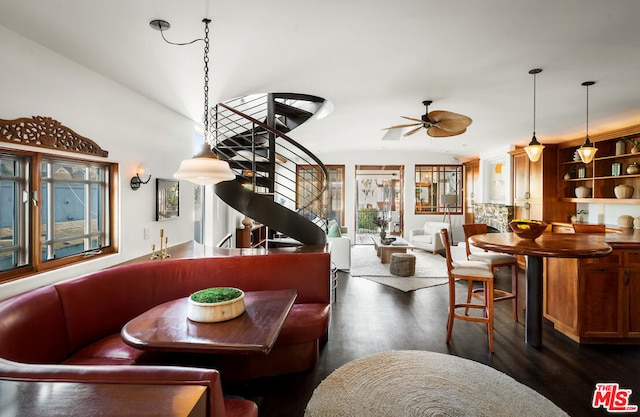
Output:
409 221 450 254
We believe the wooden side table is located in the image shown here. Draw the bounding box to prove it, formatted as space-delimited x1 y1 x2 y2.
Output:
0 380 206 417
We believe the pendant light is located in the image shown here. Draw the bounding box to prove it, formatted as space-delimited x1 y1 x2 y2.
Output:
524 68 545 163
152 18 235 185
576 81 597 164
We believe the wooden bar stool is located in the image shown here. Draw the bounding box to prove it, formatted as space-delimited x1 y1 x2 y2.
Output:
462 223 519 321
440 228 496 353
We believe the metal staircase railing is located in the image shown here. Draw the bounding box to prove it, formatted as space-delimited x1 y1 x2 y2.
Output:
211 94 329 243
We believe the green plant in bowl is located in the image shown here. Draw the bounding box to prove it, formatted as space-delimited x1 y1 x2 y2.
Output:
190 287 243 304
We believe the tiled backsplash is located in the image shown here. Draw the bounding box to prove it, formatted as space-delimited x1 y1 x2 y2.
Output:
473 203 514 232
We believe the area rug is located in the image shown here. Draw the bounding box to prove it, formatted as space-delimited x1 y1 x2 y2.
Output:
350 245 448 277
305 350 568 417
349 245 449 292
355 276 448 292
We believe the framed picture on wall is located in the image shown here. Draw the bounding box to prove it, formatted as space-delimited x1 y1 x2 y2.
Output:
156 178 179 221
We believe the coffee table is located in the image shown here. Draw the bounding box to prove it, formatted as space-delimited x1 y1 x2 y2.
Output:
370 236 414 263
121 289 297 355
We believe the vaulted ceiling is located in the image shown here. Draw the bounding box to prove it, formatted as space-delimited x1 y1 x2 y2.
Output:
2 0 640 159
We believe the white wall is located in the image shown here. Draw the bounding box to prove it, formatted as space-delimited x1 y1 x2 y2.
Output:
0 25 206 299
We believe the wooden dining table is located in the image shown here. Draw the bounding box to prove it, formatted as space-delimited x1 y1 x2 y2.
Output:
121 289 297 355
469 232 612 348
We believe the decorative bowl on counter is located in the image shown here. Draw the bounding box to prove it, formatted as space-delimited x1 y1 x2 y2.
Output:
614 184 634 199
509 219 548 241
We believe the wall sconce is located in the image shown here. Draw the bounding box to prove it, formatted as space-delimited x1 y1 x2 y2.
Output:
130 164 151 190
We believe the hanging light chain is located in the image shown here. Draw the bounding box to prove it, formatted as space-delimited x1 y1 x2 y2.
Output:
203 19 211 143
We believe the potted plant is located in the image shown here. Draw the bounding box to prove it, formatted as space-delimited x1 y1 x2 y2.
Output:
569 209 588 223
564 165 576 180
187 287 245 323
624 137 640 154
376 217 389 239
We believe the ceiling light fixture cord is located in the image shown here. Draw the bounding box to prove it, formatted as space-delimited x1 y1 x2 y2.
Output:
585 82 590 140
157 25 203 46
532 70 537 136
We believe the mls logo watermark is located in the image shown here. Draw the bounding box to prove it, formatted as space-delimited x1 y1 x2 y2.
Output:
592 383 638 413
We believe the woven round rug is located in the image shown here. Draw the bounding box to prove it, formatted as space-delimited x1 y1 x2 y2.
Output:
305 350 568 417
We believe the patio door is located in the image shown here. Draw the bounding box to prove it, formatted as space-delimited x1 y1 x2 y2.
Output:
355 165 404 245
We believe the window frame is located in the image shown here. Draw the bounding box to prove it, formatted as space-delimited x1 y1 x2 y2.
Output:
415 164 463 215
0 148 118 284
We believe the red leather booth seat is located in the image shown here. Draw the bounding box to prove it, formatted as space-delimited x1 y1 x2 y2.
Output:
0 251 331 417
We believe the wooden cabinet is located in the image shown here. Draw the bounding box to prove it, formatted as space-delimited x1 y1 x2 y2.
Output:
557 125 640 204
463 159 479 224
236 224 267 248
510 145 572 222
545 248 640 343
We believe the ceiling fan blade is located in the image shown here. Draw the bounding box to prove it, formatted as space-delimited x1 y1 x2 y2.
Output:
404 125 424 137
383 122 422 130
427 126 467 137
401 116 428 124
428 110 473 132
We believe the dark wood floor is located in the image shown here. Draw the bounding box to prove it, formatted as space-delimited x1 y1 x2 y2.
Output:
224 257 640 417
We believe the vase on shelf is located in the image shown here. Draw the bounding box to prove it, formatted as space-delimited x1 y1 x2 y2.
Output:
627 162 639 175
575 186 591 198
616 140 626 155
632 146 639 154
614 184 634 199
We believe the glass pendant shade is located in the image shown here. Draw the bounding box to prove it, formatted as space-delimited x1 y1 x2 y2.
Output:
524 135 545 162
577 137 598 164
174 145 235 185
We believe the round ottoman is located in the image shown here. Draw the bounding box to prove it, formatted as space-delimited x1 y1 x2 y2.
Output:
389 253 416 277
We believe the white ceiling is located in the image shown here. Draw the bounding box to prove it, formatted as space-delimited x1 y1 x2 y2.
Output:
2 0 640 159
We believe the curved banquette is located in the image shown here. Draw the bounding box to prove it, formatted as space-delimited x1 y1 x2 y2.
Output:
0 251 331 417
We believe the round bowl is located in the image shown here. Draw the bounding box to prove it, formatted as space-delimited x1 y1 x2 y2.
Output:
614 184 634 199
187 288 245 323
509 220 548 241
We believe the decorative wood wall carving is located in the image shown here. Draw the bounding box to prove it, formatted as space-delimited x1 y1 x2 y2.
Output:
0 116 108 157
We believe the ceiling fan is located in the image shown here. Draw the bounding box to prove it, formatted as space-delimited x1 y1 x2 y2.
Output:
384 100 472 137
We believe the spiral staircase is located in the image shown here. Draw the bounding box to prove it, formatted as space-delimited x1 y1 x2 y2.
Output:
211 93 329 246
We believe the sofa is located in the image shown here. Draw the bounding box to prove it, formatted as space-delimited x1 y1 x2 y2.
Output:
327 222 351 270
0 251 331 417
409 221 451 254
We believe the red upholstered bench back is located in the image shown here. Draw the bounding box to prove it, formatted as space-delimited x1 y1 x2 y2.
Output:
56 253 330 354
0 286 70 363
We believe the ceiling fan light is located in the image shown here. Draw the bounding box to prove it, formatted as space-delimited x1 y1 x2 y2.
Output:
577 137 597 164
524 135 545 162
